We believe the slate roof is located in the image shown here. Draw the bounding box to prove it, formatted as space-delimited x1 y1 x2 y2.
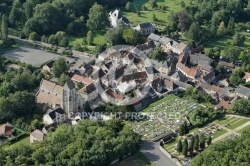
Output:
65 80 75 90
84 83 96 94
92 69 106 80
45 61 54 68
148 33 161 42
136 40 155 51
151 78 163 90
202 71 215 81
139 22 153 28
47 108 65 120
171 71 188 82
191 46 204 54
115 66 126 79
236 86 250 98
159 36 172 45
145 66 160 74
190 53 211 64
122 71 147 82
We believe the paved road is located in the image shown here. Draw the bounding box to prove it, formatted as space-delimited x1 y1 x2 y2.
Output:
141 141 177 166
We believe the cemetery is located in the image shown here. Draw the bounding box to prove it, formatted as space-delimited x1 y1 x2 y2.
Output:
127 95 200 140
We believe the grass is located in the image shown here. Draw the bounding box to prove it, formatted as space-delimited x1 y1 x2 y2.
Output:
164 138 178 151
0 40 22 54
68 30 105 47
227 119 250 130
123 0 194 26
214 116 233 125
212 129 227 139
238 124 250 134
10 136 30 147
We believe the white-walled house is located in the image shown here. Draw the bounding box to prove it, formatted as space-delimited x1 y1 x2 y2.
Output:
30 129 44 143
43 108 67 125
109 9 130 28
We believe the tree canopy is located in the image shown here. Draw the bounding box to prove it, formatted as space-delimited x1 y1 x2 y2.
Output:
0 120 141 166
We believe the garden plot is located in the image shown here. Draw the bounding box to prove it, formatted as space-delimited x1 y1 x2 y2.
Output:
127 95 199 140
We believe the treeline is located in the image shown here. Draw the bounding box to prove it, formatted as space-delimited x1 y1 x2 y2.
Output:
167 0 250 42
0 0 131 36
0 120 141 166
191 129 250 166
0 57 43 124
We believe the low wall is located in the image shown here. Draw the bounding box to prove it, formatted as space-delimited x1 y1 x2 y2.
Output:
159 146 183 166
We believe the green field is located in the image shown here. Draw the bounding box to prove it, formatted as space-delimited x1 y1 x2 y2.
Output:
123 0 194 26
238 125 250 134
227 119 250 130
10 136 30 147
212 129 227 139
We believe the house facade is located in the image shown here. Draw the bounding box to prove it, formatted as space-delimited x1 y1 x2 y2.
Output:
43 107 67 125
30 129 44 143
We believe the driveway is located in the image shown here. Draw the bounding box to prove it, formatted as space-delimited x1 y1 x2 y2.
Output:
141 141 177 166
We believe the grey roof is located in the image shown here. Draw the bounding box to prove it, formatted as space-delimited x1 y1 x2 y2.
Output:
85 83 96 94
236 86 250 97
30 130 44 141
190 54 211 64
171 71 188 82
200 63 213 72
139 22 153 28
145 66 160 74
47 108 65 120
65 80 75 90
46 61 54 68
202 71 215 82
159 37 172 45
148 33 161 42
174 81 192 90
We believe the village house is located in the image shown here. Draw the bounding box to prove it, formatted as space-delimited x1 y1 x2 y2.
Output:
0 123 15 138
235 85 250 99
43 107 67 125
164 79 179 93
78 83 98 101
133 22 155 35
219 60 235 73
71 74 94 86
106 89 125 103
30 129 44 143
136 40 155 55
243 72 250 83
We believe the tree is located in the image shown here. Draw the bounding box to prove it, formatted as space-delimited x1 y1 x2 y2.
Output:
229 68 244 86
177 10 192 32
29 32 39 41
224 46 241 63
148 0 157 8
151 47 166 61
52 58 68 78
232 99 250 115
184 121 189 134
207 135 212 145
194 134 199 151
199 134 206 150
123 28 137 45
232 32 245 46
186 22 200 41
217 21 226 36
180 1 186 8
84 101 92 112
86 30 94 45
125 2 132 11
188 135 194 154
215 64 225 74
58 73 70 86
182 138 188 157
227 17 235 35
179 123 185 136
1 14 8 39
59 37 69 47
86 3 108 31
152 13 157 21
177 140 182 154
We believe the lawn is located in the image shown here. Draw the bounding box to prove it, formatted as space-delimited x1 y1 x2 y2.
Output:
227 119 250 130
0 40 22 55
214 116 233 125
212 129 227 139
10 136 30 147
122 0 194 26
68 30 105 51
238 124 250 134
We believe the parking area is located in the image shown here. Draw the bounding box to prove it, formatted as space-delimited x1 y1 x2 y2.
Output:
1 46 92 68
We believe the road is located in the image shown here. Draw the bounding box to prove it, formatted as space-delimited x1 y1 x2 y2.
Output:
141 141 177 166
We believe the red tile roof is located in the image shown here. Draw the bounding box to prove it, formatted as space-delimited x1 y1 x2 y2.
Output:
219 100 232 110
71 74 94 85
106 89 124 101
244 72 250 79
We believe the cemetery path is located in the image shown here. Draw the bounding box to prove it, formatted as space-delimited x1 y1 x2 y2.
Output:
141 141 177 166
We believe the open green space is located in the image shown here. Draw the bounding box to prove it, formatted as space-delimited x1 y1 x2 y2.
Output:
10 136 30 147
214 116 233 125
227 119 250 130
123 0 194 26
212 129 227 139
238 124 250 134
0 40 22 55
